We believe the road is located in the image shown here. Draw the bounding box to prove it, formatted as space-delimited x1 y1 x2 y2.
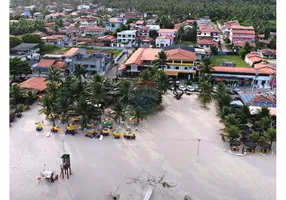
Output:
214 22 229 52
104 48 134 79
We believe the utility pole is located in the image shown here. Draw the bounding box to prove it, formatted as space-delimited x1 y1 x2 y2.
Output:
197 139 201 162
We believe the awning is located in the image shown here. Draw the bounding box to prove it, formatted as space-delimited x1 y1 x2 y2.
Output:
118 64 127 71
164 71 178 76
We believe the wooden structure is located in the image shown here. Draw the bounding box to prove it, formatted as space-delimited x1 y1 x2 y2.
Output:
60 154 72 179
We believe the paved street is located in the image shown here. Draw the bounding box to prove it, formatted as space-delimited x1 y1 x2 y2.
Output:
104 48 134 79
219 34 229 52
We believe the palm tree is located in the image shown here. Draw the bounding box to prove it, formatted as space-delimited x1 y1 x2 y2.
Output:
223 114 240 127
154 50 169 70
71 97 102 130
118 79 132 103
249 131 261 144
23 89 37 106
130 105 148 130
10 83 23 109
198 56 213 76
262 128 276 150
46 66 62 83
73 64 86 81
216 92 232 111
237 104 253 125
112 102 126 127
38 94 57 126
223 125 240 141
55 95 73 126
197 79 213 107
139 69 154 81
154 70 171 95
218 106 231 119
253 116 271 132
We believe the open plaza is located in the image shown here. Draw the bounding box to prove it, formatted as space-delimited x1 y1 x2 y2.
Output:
10 93 276 200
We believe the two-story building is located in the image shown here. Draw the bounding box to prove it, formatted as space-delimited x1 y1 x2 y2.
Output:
155 35 174 47
220 21 240 35
119 45 197 79
197 27 220 42
244 53 263 66
83 26 105 38
157 29 177 37
62 48 87 74
137 26 150 37
108 17 124 31
79 16 99 29
73 54 107 76
34 59 66 75
197 39 218 51
135 20 145 29
117 30 137 44
229 25 256 43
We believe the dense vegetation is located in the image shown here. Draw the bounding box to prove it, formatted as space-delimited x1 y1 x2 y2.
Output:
95 0 276 33
10 18 46 35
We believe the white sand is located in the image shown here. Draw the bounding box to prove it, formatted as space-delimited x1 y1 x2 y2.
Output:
10 93 276 200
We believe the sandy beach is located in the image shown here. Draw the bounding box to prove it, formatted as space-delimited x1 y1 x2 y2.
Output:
10 93 276 200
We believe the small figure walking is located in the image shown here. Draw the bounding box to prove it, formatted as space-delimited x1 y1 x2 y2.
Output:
242 146 245 154
60 164 64 179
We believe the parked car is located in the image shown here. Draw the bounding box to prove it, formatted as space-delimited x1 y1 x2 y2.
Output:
179 85 186 91
186 86 195 92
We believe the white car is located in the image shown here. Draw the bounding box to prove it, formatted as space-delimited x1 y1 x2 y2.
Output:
176 81 180 85
179 85 186 91
186 86 195 92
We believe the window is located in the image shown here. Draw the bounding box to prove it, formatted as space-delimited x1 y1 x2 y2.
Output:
204 33 206 35
185 67 188 70
175 67 179 70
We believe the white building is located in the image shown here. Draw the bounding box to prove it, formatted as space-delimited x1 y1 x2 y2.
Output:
155 35 174 47
146 25 160 31
157 29 177 37
77 5 90 10
117 30 137 44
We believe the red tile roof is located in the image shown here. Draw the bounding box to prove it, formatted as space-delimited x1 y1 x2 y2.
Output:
184 19 196 24
231 25 254 30
197 39 218 46
158 29 177 34
36 59 56 68
212 66 275 75
245 53 262 63
85 26 105 31
232 30 255 34
19 77 47 91
98 35 116 42
129 23 135 27
45 22 56 27
199 28 219 33
124 48 161 66
257 34 265 38
156 35 174 42
135 20 144 25
76 37 92 43
63 48 79 57
165 48 196 61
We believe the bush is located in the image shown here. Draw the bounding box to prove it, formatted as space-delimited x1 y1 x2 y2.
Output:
40 44 57 53
17 104 25 113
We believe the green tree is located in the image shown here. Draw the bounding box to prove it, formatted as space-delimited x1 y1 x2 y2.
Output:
199 56 213 76
154 50 169 70
223 125 240 141
211 46 218 55
38 94 57 126
22 34 43 44
112 102 126 125
10 83 23 109
10 36 23 48
197 78 213 107
73 64 87 82
10 57 32 80
262 128 276 150
249 131 261 144
47 66 62 83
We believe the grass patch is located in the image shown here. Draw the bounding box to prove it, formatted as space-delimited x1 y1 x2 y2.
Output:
176 41 196 46
107 49 121 58
212 55 249 67
40 47 72 55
